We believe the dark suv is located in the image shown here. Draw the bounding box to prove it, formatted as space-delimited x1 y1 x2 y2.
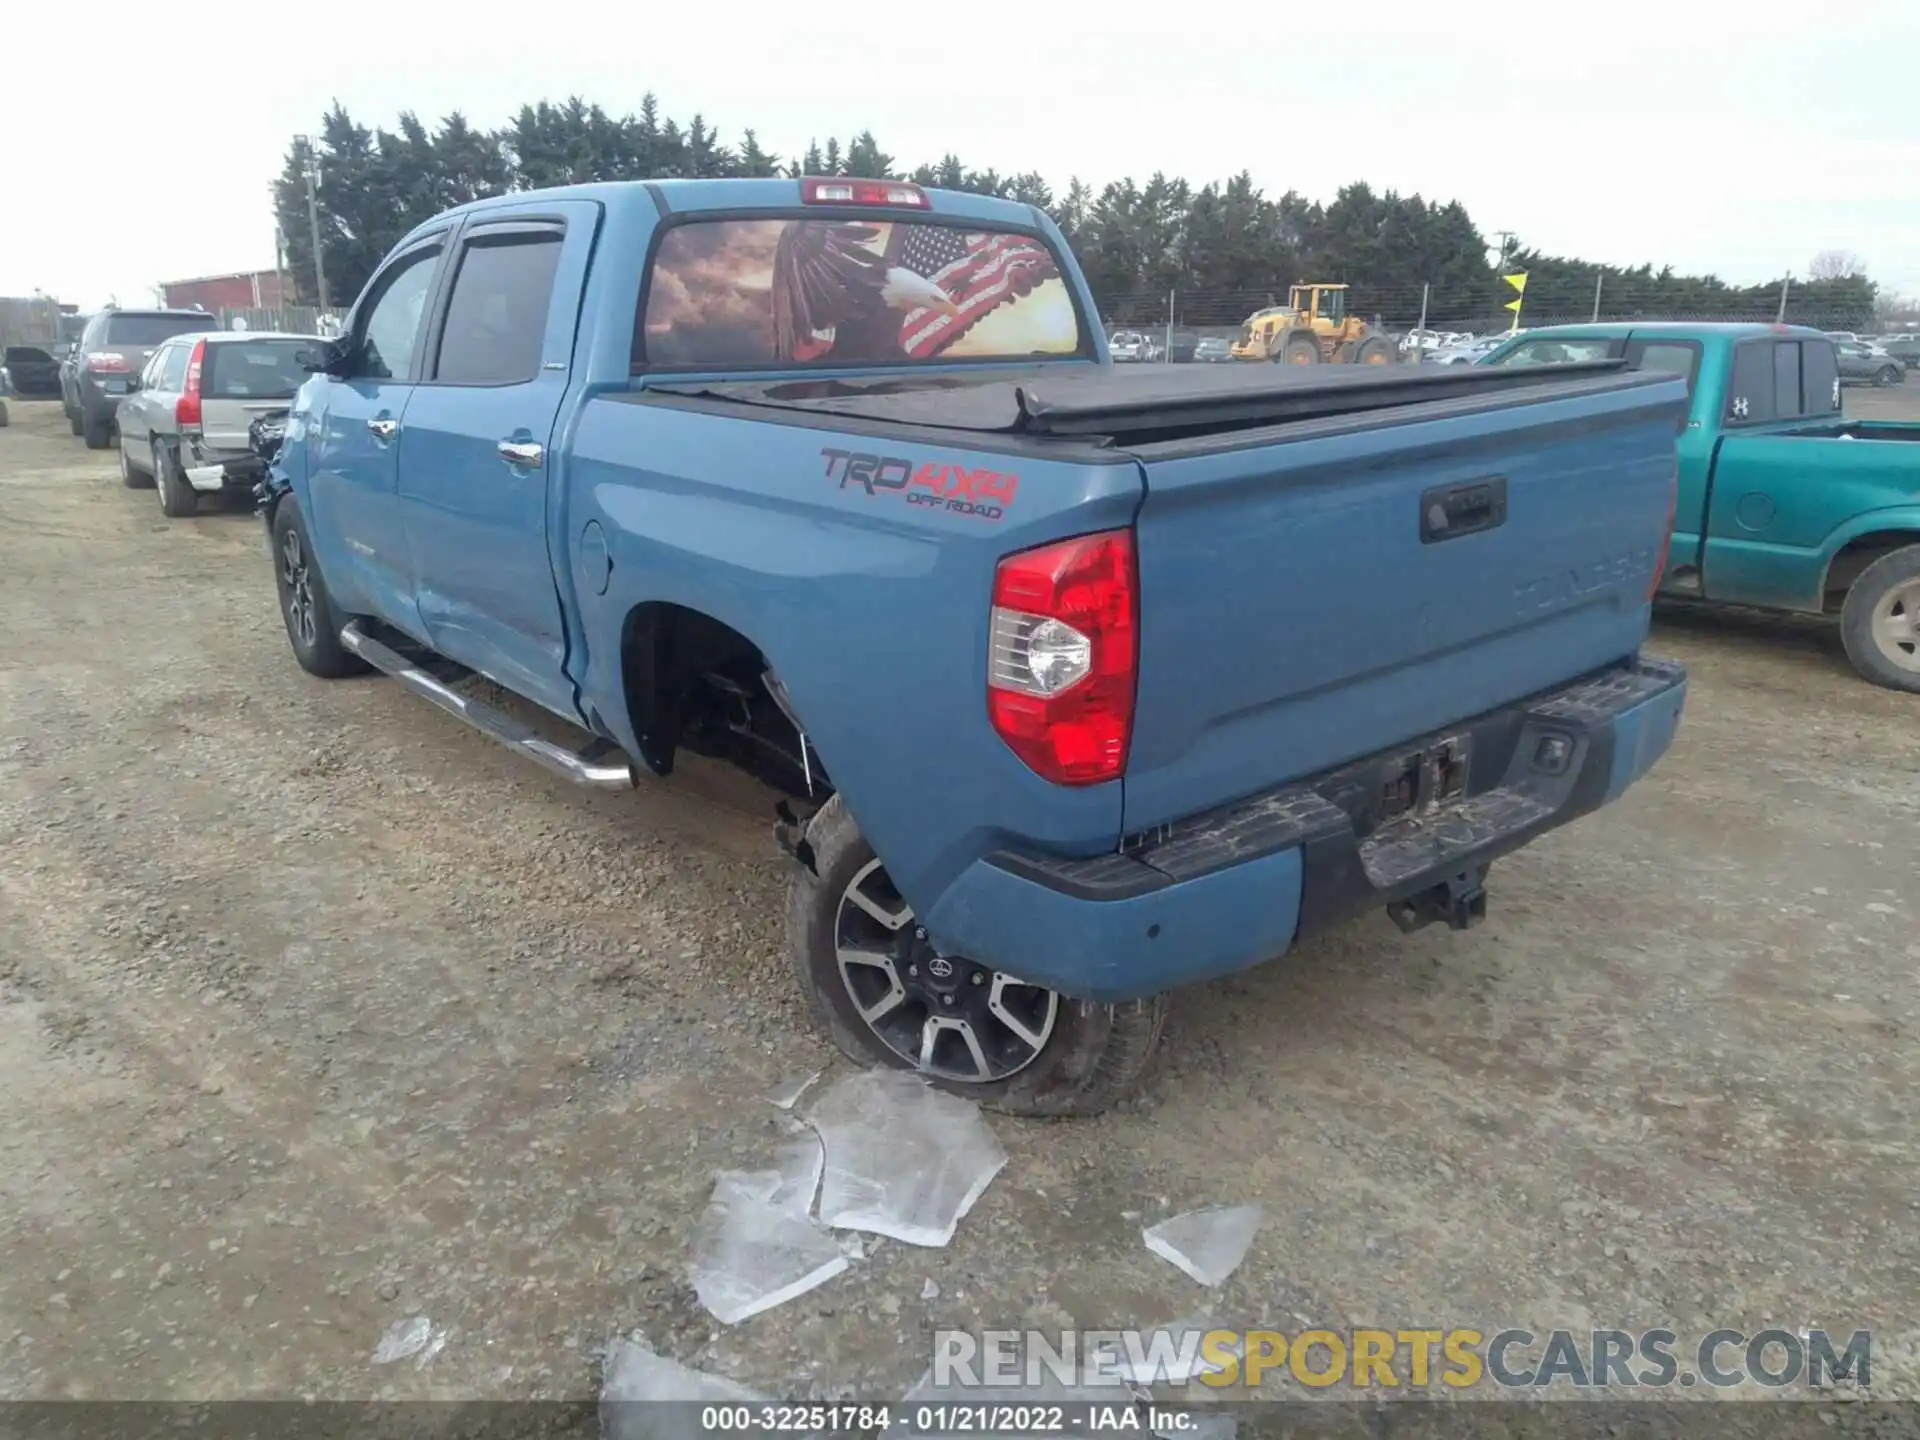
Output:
62 308 217 448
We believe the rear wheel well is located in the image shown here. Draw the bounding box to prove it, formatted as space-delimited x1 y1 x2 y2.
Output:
1823 531 1920 612
618 602 820 796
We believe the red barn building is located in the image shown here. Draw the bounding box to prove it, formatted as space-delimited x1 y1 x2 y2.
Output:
159 270 291 310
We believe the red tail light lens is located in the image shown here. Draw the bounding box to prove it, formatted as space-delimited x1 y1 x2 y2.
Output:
988 529 1138 785
1647 460 1677 600
85 351 129 373
801 176 929 208
176 340 206 430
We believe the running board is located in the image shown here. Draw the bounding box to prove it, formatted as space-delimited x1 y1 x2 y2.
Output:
338 622 637 790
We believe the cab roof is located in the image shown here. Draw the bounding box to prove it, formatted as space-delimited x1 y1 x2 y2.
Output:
1497 321 1830 342
417 177 1049 236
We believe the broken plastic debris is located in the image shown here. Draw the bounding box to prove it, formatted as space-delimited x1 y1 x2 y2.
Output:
602 1337 766 1440
713 1135 824 1220
1100 1317 1242 1386
692 1139 847 1324
921 1278 940 1300
766 1070 823 1110
371 1314 446 1366
1142 1206 1262 1287
807 1069 1007 1247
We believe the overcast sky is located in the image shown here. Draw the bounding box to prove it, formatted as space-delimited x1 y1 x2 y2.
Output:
4 1 1914 309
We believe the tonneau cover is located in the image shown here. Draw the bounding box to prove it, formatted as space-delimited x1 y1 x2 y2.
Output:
649 359 1660 442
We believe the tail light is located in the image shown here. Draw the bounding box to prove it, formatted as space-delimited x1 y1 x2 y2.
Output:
175 340 206 431
85 351 129 373
801 177 929 208
988 529 1138 785
1647 460 1677 600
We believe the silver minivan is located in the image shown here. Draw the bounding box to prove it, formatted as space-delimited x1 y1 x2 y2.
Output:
117 331 318 516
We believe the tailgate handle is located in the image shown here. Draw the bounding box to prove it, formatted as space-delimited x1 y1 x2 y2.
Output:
1421 477 1507 544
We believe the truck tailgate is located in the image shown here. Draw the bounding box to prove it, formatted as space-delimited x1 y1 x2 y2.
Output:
1122 372 1686 832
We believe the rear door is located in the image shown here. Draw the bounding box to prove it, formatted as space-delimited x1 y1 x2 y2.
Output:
1122 373 1687 831
199 338 310 453
395 204 595 719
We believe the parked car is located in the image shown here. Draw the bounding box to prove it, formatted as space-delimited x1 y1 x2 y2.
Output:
260 176 1687 1115
1878 334 1920 368
61 308 220 448
1191 336 1234 363
1428 334 1512 366
2 345 64 397
1482 322 1920 691
115 331 319 516
1834 339 1906 387
1109 330 1150 362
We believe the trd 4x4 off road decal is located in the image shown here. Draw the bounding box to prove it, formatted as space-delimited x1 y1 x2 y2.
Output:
820 447 1018 521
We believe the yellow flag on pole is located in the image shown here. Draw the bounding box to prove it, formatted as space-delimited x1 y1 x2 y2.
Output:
1504 299 1523 313
1504 271 1529 294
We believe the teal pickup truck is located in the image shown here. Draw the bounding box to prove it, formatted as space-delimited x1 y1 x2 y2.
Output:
1482 323 1920 692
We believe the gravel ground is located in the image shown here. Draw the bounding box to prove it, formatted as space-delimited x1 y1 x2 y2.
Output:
1 392 1917 1402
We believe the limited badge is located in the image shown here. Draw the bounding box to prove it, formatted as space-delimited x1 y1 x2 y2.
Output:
1732 396 1750 418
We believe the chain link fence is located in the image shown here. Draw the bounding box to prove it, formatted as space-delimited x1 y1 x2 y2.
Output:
1089 274 1860 362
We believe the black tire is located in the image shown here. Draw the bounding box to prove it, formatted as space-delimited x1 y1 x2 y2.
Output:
1352 334 1396 365
153 442 197 517
1839 544 1920 694
119 439 154 489
1278 332 1322 365
68 405 83 435
787 794 1166 1117
1878 365 1902 387
81 408 112 449
270 496 369 679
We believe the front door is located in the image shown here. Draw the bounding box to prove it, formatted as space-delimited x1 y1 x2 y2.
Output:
304 237 446 632
396 208 593 720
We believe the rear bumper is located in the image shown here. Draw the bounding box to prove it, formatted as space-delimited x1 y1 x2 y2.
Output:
923 657 1686 1001
182 442 264 492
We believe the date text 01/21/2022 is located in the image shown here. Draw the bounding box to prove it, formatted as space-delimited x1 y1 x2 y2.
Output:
692 1403 1167 1434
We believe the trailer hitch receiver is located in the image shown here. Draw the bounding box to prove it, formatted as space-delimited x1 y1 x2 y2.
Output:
1386 866 1488 934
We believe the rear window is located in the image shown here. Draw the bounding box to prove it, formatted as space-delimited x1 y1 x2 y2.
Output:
103 314 212 346
636 217 1084 371
202 340 310 399
1727 338 1842 425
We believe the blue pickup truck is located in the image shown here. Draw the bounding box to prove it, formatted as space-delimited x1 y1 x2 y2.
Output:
262 177 1689 1114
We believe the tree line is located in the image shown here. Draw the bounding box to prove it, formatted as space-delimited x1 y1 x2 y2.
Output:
272 96 1879 331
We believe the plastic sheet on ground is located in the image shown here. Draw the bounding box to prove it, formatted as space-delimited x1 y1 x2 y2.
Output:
601 1337 767 1440
692 1136 847 1324
371 1315 447 1367
1141 1205 1262 1287
806 1069 1007 1247
1098 1316 1243 1386
766 1070 823 1110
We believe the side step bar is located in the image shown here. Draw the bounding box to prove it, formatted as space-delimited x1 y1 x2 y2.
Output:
339 621 637 790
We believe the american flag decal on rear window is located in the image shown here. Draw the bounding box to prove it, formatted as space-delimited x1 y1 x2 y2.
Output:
895 230 1061 359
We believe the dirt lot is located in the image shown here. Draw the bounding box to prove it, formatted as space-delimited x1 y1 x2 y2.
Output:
1 392 1917 1403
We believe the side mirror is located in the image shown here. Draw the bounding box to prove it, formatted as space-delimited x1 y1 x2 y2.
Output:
125 376 141 392
296 337 353 378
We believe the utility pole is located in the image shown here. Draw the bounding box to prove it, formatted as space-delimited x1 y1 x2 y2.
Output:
1776 274 1791 324
1490 230 1518 269
1592 273 1604 323
300 137 331 314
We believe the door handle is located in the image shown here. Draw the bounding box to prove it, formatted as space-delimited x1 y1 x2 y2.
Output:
367 418 398 440
497 440 544 467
